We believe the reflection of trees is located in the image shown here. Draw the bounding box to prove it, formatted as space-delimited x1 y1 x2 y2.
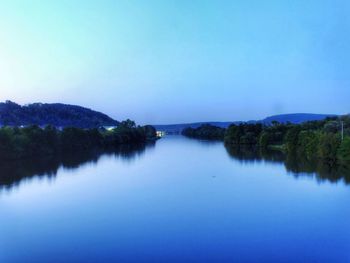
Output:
224 143 285 164
0 142 154 191
284 154 350 184
225 144 350 185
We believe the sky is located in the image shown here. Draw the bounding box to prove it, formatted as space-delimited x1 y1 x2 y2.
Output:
0 0 349 124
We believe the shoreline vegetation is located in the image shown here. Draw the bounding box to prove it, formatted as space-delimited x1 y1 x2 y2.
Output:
0 119 158 160
182 116 350 166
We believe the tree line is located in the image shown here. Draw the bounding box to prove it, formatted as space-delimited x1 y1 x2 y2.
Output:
0 119 157 160
181 124 226 140
182 116 350 165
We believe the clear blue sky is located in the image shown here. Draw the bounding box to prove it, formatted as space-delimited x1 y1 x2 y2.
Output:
0 0 349 124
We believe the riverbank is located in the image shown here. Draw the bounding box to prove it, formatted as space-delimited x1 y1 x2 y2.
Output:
0 121 158 160
182 116 350 165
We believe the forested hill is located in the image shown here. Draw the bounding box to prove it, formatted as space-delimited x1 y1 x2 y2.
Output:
0 101 119 128
261 113 336 124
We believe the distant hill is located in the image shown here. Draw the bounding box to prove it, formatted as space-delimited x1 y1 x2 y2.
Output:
153 122 237 133
0 101 119 128
260 113 336 124
0 102 336 131
154 113 337 133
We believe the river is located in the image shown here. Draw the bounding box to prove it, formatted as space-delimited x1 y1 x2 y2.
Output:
0 136 349 262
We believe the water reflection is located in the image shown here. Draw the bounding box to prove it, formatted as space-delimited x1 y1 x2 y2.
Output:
2 139 350 193
225 144 350 184
0 143 155 191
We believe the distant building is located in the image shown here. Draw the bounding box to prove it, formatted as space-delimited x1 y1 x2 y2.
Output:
100 126 117 131
156 131 165 137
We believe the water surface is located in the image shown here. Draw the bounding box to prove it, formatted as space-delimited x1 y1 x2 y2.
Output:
1 136 350 262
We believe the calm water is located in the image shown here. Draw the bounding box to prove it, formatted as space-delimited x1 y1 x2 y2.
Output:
1 136 350 263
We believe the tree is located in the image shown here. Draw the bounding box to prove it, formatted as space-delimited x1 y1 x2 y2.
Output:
224 124 243 144
259 132 271 149
284 126 301 153
182 124 225 140
323 121 340 134
297 131 319 160
338 137 350 162
119 119 136 129
318 133 341 163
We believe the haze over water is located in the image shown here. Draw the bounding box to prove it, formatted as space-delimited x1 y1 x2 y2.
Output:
1 136 349 262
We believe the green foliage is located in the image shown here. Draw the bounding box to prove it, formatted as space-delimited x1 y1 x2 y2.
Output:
297 131 319 160
185 116 350 165
224 124 262 145
0 120 157 160
61 127 95 151
182 124 225 140
258 123 290 146
259 132 271 149
323 121 340 133
284 126 301 153
338 136 350 162
224 124 243 144
318 133 341 163
0 127 16 159
118 119 136 129
141 125 157 139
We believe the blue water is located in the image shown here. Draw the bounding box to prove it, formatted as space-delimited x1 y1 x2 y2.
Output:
0 136 350 262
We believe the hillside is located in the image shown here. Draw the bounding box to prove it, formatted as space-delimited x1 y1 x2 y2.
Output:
0 101 119 128
153 122 237 134
154 113 336 133
261 113 336 124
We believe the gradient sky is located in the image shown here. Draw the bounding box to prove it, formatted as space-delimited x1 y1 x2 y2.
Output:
0 0 349 124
